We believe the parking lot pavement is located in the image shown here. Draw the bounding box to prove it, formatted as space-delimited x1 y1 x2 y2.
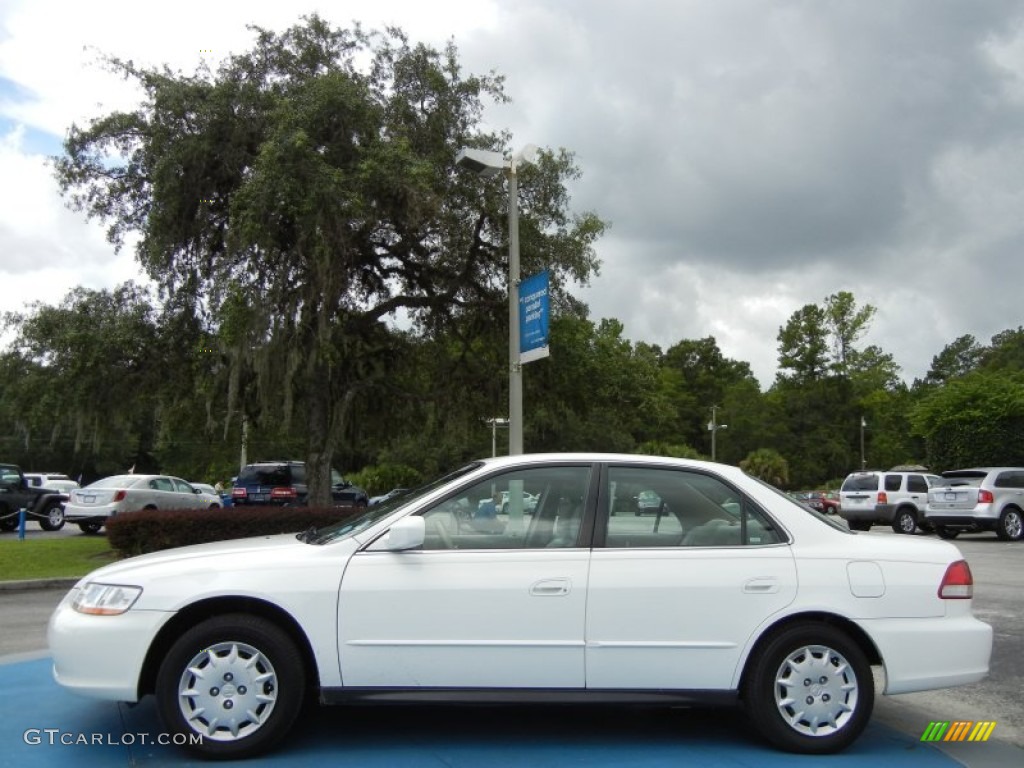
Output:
2 655 975 768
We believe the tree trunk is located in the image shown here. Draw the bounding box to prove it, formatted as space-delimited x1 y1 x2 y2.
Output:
305 360 334 507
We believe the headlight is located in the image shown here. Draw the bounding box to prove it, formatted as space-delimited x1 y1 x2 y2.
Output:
71 583 142 616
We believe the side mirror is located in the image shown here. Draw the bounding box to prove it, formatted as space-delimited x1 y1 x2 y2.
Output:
385 517 425 551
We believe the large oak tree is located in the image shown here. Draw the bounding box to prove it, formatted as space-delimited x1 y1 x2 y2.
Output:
55 16 604 502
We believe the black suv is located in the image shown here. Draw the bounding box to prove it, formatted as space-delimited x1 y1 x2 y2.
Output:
0 463 69 531
231 461 368 509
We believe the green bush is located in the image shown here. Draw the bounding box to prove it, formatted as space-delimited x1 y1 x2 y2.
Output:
347 463 424 497
106 505 365 557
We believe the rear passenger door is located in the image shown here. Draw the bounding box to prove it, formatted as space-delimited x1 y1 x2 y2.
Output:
585 463 797 691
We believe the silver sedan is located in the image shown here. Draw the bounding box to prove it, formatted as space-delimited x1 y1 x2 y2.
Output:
64 474 221 533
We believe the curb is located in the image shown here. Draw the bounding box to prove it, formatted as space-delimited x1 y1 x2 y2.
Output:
0 578 78 592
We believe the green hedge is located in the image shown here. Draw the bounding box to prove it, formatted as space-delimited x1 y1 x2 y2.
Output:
106 506 366 558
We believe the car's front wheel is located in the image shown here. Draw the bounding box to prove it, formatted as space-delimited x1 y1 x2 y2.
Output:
78 522 103 534
847 521 870 531
743 623 874 753
156 614 306 759
935 526 960 540
996 508 1024 542
891 508 917 535
39 502 66 531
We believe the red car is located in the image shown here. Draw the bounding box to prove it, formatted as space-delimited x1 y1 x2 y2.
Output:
805 490 841 514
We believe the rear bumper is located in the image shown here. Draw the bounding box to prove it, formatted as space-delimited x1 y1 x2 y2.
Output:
860 614 992 694
923 514 994 530
841 503 894 523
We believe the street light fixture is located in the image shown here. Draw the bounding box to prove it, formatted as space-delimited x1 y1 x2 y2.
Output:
456 144 538 456
485 417 509 458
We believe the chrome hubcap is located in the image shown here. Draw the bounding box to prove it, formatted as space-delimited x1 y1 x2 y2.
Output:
177 641 278 742
1006 511 1023 539
899 514 914 533
774 644 858 736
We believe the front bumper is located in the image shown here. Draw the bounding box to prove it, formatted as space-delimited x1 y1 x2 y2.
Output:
48 591 173 701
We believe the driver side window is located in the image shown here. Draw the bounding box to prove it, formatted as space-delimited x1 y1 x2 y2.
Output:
419 465 592 550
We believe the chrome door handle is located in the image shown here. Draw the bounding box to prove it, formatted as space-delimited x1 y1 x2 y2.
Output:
530 578 570 596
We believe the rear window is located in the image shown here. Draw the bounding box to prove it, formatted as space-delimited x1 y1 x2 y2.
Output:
841 474 879 492
935 473 984 488
238 465 293 486
89 475 143 489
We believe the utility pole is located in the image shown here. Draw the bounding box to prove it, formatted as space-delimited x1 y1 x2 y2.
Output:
860 417 867 470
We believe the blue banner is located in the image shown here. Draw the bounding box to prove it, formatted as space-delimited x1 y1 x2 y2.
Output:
518 271 550 363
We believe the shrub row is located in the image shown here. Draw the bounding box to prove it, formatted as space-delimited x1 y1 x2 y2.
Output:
105 505 366 558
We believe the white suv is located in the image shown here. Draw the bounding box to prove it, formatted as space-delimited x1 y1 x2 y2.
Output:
925 468 1024 541
839 469 940 534
24 473 80 493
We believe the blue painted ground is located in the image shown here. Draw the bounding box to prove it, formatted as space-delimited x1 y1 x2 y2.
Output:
1 656 961 768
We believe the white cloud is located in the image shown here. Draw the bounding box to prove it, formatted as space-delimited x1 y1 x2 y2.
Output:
4 0 1024 389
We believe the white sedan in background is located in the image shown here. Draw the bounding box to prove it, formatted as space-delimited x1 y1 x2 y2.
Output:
49 453 991 759
63 474 222 533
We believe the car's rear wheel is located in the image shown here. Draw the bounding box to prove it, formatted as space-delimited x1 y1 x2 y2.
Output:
156 614 306 759
996 508 1023 542
38 502 66 531
891 508 917 535
744 623 873 753
78 522 103 534
935 526 960 540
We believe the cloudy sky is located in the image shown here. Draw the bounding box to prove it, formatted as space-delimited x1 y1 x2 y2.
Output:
3 0 1024 386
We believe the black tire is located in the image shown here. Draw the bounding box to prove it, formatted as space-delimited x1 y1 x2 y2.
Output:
847 521 870 531
78 522 103 534
935 526 960 540
0 505 16 532
996 508 1024 542
38 502 66 531
891 508 917 535
155 614 306 759
743 623 874 754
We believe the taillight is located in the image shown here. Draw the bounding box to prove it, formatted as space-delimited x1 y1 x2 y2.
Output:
113 490 126 502
938 560 974 599
877 491 888 504
270 487 297 500
232 488 247 498
978 489 994 504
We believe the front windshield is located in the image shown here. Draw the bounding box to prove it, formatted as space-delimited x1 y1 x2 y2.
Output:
308 462 483 544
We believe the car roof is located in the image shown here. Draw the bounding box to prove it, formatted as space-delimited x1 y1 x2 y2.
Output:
943 467 1024 474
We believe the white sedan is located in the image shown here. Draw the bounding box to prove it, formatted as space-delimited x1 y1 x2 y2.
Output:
63 474 222 533
48 453 992 759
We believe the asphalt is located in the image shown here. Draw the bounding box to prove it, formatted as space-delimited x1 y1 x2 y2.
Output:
2 578 1022 767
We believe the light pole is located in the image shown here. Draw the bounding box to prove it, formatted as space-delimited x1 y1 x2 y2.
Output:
860 417 867 469
456 145 538 456
708 404 727 462
486 417 509 457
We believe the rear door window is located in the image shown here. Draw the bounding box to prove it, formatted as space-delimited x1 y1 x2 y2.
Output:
884 475 902 492
907 475 928 493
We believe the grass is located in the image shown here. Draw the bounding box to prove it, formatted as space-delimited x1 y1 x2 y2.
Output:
0 536 119 582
